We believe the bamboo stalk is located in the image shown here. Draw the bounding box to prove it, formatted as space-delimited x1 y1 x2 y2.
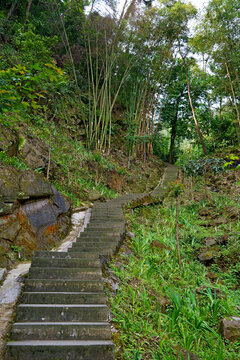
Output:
179 49 207 156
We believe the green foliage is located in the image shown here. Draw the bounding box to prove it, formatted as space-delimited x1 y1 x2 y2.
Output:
0 62 68 114
153 132 171 161
13 28 58 64
223 154 240 169
11 245 23 253
179 156 226 176
0 151 29 169
18 136 26 151
168 180 185 197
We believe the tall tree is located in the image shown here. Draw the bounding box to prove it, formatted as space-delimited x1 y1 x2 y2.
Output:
193 0 240 132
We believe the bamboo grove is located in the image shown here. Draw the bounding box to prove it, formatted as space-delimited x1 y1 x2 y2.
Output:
0 0 239 163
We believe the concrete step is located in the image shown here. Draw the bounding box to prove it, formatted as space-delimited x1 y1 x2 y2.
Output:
58 251 103 258
71 242 118 249
33 251 98 259
90 211 122 216
90 216 124 221
90 214 124 219
31 257 101 268
25 279 103 292
80 233 122 239
21 292 107 304
6 340 114 360
11 322 112 340
84 227 124 232
78 233 121 240
68 247 114 255
87 220 122 224
87 221 124 226
92 207 122 210
90 208 122 212
75 237 119 244
85 228 123 233
28 267 102 280
16 304 109 322
92 204 122 208
85 227 124 233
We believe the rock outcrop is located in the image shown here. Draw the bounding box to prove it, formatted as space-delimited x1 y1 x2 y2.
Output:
0 124 57 175
0 166 71 267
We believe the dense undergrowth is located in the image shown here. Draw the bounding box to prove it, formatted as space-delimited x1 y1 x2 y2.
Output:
108 168 240 359
0 118 165 206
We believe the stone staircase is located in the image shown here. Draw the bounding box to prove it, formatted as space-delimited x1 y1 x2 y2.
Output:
6 165 178 360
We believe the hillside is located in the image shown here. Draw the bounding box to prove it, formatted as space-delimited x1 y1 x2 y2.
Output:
107 161 240 359
0 0 239 358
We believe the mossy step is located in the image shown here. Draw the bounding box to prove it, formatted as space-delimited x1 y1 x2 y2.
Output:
21 292 107 304
6 340 114 360
16 304 109 322
25 279 103 292
31 258 101 268
28 268 102 280
11 322 112 341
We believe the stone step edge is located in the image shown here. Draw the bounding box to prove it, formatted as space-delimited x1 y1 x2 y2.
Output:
29 267 102 272
18 304 107 308
13 322 110 326
22 292 105 295
7 340 114 346
25 279 104 283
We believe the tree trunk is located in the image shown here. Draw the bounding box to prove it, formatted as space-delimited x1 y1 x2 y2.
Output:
169 105 178 164
180 53 207 155
7 1 18 20
24 0 33 24
169 93 182 164
224 59 240 128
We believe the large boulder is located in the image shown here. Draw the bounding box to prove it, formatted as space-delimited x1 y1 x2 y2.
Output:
0 166 72 267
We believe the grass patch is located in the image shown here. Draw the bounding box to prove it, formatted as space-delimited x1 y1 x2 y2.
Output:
0 151 29 169
109 177 240 359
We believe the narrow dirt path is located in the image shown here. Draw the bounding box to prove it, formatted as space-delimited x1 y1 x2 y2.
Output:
6 165 178 360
